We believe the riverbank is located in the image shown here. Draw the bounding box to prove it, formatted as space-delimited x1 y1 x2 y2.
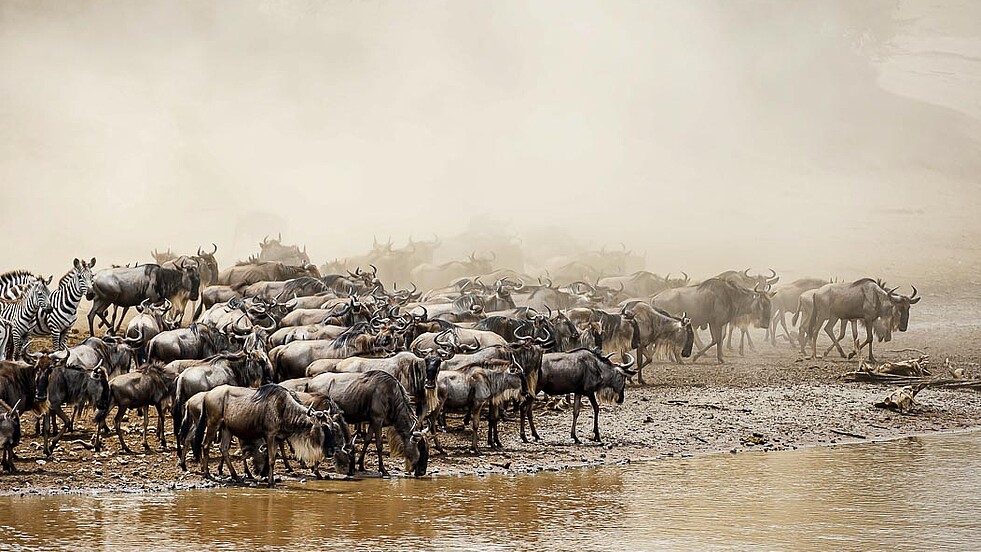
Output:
2 297 980 495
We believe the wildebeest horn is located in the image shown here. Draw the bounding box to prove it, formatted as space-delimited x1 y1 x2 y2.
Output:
681 272 689 283
545 304 552 319
9 399 21 415
434 330 453 348
664 273 671 282
535 326 552 345
525 306 540 320
614 352 635 369
123 326 144 345
514 323 533 342
412 305 427 320
369 264 377 276
742 268 752 278
766 268 777 281
138 298 150 313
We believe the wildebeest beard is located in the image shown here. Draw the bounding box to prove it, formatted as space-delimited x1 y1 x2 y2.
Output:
595 386 622 406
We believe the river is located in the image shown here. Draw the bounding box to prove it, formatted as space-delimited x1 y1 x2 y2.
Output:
2 430 979 551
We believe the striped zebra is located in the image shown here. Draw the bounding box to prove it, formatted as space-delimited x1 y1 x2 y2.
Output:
0 276 52 360
29 258 97 350
0 270 39 303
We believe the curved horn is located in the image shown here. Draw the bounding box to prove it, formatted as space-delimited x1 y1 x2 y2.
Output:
681 272 690 283
767 268 777 281
742 268 752 279
369 264 378 277
513 322 533 341
615 352 635 369
910 285 918 299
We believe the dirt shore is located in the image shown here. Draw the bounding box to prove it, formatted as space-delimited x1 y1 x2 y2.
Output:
2 295 979 495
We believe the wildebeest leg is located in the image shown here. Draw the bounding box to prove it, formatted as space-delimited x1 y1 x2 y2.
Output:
587 393 601 442
218 428 238 481
357 430 372 472
691 323 724 364
520 398 540 442
372 423 387 476
42 414 51 456
821 317 846 358
636 344 647 385
48 405 74 455
858 320 876 362
743 327 755 352
471 402 484 454
139 407 151 451
725 323 734 351
779 312 796 346
115 407 133 453
570 393 582 444
278 441 294 472
155 404 167 449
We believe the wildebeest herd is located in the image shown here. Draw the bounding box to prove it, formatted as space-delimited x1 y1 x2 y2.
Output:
0 235 920 485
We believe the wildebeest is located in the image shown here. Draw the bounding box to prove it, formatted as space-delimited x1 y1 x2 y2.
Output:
715 269 780 354
621 301 693 383
0 356 52 439
0 399 21 472
428 359 530 453
48 336 137 378
193 384 336 486
94 362 175 453
302 370 429 476
766 278 828 346
538 349 635 443
171 348 272 458
323 346 453 418
598 271 688 298
217 261 320 288
409 252 495 292
804 279 920 361
87 262 201 335
257 234 311 266
125 299 177 362
146 323 232 364
36 357 110 455
269 323 397 381
654 278 773 364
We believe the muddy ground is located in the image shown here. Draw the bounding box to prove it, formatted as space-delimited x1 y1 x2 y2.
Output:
2 293 980 495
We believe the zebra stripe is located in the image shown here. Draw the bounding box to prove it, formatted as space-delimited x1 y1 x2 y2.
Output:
0 278 50 360
30 261 94 350
0 270 38 302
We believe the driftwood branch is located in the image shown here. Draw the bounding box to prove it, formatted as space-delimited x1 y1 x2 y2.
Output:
829 429 866 440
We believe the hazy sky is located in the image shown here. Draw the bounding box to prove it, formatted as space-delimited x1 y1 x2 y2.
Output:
2 0 979 282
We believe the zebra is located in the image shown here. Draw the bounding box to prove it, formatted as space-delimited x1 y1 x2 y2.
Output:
29 258 97 350
0 270 39 303
0 276 52 360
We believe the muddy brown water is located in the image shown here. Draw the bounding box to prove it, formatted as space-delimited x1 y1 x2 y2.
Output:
1 430 979 551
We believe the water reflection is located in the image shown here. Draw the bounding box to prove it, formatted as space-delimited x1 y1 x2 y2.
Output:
1 431 979 551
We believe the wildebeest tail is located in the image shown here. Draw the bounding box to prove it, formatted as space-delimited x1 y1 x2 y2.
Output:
191 396 208 462
791 297 803 326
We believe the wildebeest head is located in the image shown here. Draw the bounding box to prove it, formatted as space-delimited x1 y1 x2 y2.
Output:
193 243 219 287
550 312 581 352
404 421 429 477
750 285 775 329
680 313 695 357
412 339 454 389
151 248 176 265
886 285 920 332
31 353 54 402
597 352 636 405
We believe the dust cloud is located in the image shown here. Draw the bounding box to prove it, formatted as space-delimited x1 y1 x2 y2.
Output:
2 1 979 284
